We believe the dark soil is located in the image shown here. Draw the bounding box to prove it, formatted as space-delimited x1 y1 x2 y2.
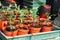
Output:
6 27 16 32
32 26 39 28
19 27 28 30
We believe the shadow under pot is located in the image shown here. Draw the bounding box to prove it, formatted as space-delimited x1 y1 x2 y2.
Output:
3 27 18 36
29 26 41 34
42 25 52 32
18 27 29 35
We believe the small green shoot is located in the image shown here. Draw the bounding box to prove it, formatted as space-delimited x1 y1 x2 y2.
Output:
7 4 12 10
30 9 38 22
0 1 2 6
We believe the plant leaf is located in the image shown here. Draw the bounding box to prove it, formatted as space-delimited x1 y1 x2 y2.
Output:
0 16 2 18
2 10 5 13
30 9 38 19
20 10 25 23
0 2 2 6
48 16 51 19
14 3 17 9
7 4 12 10
8 12 13 18
17 5 20 10
24 6 28 9
10 25 15 30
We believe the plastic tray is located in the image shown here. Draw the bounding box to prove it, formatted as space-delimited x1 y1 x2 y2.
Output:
0 25 60 40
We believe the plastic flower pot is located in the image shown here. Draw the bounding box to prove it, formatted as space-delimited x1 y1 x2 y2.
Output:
42 25 52 32
4 30 12 36
18 27 29 35
29 26 41 34
24 23 29 29
12 29 18 36
3 27 18 36
0 20 8 31
40 18 46 26
23 19 32 28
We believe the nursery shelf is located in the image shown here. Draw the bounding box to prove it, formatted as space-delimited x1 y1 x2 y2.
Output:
0 25 60 40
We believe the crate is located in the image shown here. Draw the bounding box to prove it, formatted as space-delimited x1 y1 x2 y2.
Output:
0 25 60 40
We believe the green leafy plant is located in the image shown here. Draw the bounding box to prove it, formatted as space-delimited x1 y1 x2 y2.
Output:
0 2 5 13
2 9 5 13
30 9 38 22
14 3 17 10
8 12 15 30
14 3 20 11
0 15 2 19
7 4 12 10
19 10 25 23
17 5 20 11
18 6 28 23
0 1 2 6
23 6 29 14
14 3 21 15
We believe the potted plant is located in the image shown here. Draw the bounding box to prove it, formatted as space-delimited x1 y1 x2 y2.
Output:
23 6 33 28
29 9 41 34
3 12 18 36
4 25 18 36
17 9 29 35
18 27 29 35
0 13 9 31
0 4 12 31
42 13 52 32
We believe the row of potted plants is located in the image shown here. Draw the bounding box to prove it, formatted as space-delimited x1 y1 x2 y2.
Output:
0 3 52 36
